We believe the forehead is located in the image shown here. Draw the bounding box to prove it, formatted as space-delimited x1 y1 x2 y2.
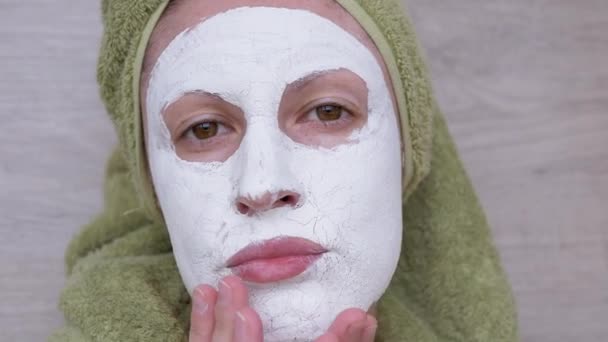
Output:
147 7 386 119
142 0 390 88
153 7 378 81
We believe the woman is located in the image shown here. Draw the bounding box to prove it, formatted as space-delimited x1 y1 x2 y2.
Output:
53 0 519 341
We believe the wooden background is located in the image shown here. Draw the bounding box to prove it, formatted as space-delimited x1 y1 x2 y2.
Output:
0 0 606 341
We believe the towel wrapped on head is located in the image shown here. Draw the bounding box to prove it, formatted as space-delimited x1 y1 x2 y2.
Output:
52 0 519 341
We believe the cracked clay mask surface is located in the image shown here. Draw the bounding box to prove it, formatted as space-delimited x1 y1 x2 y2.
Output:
146 7 403 341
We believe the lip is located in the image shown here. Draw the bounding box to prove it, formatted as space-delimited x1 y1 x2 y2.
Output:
226 236 327 284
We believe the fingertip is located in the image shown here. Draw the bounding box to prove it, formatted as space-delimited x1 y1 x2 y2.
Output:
235 307 263 342
194 284 218 302
362 319 378 342
192 284 217 315
344 316 367 341
315 332 340 342
238 307 263 326
221 275 249 308
358 314 378 342
365 313 377 328
189 284 217 341
220 275 243 287
327 307 368 335
234 310 247 341
338 308 368 322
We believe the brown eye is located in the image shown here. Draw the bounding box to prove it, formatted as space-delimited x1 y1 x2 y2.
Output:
315 104 343 121
191 122 219 140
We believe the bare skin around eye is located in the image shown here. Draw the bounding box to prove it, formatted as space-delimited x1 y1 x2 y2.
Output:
161 68 369 162
162 93 246 162
278 68 369 148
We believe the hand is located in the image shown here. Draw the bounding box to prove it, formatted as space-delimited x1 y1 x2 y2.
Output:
189 275 377 342
189 275 263 342
315 308 377 342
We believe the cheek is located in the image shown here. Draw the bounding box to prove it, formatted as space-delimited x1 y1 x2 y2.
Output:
148 152 242 289
282 115 366 148
174 132 243 163
147 132 238 242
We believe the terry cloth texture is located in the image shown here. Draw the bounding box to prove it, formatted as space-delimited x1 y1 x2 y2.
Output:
51 0 519 341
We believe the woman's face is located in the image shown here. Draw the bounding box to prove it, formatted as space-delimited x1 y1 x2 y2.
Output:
141 1 403 340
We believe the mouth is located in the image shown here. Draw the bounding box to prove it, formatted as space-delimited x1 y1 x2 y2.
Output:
226 236 328 284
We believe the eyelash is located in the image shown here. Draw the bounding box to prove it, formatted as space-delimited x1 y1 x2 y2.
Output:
181 119 231 142
300 102 356 128
175 100 357 143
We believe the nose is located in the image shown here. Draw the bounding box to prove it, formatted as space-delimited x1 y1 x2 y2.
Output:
235 190 301 216
233 115 303 216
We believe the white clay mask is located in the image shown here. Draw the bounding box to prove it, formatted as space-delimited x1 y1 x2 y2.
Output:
146 7 403 342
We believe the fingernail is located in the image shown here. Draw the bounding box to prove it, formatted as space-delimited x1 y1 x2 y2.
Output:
218 279 233 306
235 311 247 340
193 288 208 314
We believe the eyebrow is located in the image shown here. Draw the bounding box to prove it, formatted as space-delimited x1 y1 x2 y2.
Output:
287 70 340 92
161 90 227 114
176 70 341 102
165 69 354 111
168 90 232 106
186 90 226 102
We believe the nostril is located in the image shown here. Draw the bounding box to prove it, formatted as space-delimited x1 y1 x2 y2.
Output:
277 194 300 208
236 191 302 215
236 202 250 215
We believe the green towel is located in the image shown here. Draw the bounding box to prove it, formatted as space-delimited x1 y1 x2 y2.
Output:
51 0 519 341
